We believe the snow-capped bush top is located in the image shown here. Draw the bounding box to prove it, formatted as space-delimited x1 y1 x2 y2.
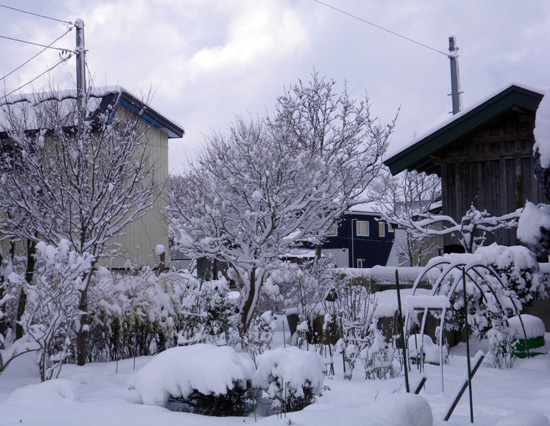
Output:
252 347 325 397
128 344 255 406
534 90 550 168
475 243 539 274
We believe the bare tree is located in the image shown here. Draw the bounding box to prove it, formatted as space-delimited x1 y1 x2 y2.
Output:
0 87 162 364
373 168 442 265
170 72 395 337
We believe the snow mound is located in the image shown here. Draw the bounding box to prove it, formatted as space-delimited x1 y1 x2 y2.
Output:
6 379 79 406
508 314 546 339
497 410 550 426
364 393 433 426
253 347 325 397
535 90 550 168
407 334 447 364
128 344 255 406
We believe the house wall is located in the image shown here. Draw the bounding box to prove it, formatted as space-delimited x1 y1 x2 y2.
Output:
322 213 394 268
434 109 545 248
101 109 170 270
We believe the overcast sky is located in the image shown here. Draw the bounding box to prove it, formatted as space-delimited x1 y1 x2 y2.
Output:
1 0 549 174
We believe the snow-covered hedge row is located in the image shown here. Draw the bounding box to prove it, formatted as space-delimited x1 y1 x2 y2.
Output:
130 344 325 416
88 269 239 361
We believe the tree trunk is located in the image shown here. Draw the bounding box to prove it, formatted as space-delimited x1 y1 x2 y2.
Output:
76 267 95 366
239 268 256 341
0 243 7 340
15 239 36 339
76 287 88 366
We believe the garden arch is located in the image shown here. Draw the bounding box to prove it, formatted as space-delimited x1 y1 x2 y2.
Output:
403 254 529 388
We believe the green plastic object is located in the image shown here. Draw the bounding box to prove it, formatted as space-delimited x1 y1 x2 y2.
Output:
514 336 546 358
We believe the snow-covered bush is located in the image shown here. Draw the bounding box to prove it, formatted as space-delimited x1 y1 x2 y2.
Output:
129 344 255 416
360 326 398 379
475 244 547 307
253 347 324 413
246 310 276 365
486 327 514 369
88 269 240 361
330 283 378 380
1 240 92 380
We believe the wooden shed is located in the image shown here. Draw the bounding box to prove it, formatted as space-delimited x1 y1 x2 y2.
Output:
384 83 547 249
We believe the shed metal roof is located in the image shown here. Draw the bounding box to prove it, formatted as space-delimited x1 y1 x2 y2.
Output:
0 86 184 139
384 83 546 175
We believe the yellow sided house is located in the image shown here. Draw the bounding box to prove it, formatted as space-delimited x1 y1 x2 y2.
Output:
0 86 184 270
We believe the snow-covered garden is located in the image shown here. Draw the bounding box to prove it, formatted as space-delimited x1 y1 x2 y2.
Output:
2 75 550 426
2 312 550 426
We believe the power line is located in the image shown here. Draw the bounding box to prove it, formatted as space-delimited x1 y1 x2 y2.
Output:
0 3 72 25
312 0 448 57
0 34 73 53
0 54 74 103
0 27 73 83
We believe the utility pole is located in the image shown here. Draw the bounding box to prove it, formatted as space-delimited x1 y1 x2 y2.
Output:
74 18 89 367
75 18 86 113
448 36 462 115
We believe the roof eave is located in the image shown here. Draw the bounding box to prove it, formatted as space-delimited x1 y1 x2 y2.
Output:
384 85 544 175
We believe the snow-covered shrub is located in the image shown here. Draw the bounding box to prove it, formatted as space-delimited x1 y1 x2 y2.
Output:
88 268 189 360
253 347 324 413
360 326 398 379
2 240 92 380
246 310 276 365
330 283 377 380
129 344 255 416
486 328 514 369
88 269 239 361
476 244 547 308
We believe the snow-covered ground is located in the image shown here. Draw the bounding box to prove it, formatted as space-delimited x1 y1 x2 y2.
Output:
1 332 550 426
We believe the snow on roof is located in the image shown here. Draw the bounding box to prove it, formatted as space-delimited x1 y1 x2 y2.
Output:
0 86 184 138
385 82 549 160
534 89 550 168
348 201 380 214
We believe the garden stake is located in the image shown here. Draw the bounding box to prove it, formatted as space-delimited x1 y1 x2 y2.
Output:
462 267 474 424
339 316 347 377
282 319 286 348
395 269 410 393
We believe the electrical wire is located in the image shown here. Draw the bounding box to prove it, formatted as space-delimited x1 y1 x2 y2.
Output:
0 34 72 52
312 0 449 57
0 27 74 83
0 3 72 25
0 53 74 103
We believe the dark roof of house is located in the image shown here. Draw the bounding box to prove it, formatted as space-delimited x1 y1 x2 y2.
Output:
0 86 184 139
384 83 546 175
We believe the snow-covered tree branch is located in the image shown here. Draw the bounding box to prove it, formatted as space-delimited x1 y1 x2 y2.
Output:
170 72 395 337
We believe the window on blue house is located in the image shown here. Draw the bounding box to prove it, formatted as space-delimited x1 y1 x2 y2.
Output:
378 222 385 237
356 221 369 236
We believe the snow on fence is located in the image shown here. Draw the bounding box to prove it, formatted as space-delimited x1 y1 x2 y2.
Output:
336 266 438 290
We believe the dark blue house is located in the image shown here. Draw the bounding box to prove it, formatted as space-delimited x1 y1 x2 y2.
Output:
321 210 395 268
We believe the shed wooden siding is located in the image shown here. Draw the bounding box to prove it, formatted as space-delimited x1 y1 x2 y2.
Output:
435 109 545 246
102 112 169 269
